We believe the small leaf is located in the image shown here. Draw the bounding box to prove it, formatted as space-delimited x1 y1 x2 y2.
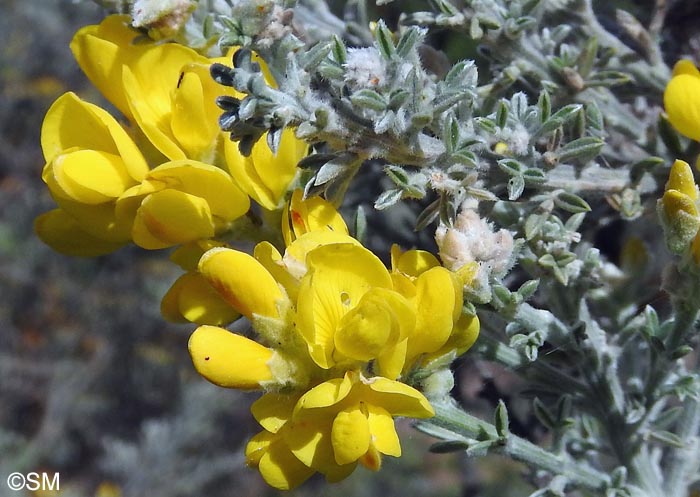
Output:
533 398 556 429
522 168 547 184
538 90 551 123
497 158 524 176
495 400 510 438
375 20 396 59
648 430 685 448
535 104 583 137
385 165 410 186
517 280 539 301
331 35 347 64
375 189 403 210
557 137 604 163
350 89 387 111
415 198 441 231
497 100 509 128
353 206 367 244
554 191 591 213
396 26 422 58
508 175 525 200
429 440 471 453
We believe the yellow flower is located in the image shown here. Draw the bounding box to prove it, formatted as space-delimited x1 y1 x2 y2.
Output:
246 371 434 489
122 160 250 249
282 189 349 246
72 15 236 162
161 240 240 325
198 246 289 320
224 130 308 210
660 159 700 261
664 60 700 141
36 92 149 255
188 325 274 390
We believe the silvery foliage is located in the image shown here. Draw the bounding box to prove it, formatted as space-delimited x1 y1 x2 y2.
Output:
109 0 698 495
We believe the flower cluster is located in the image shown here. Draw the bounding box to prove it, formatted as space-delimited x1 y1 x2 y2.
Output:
35 15 305 256
179 191 480 489
35 13 481 491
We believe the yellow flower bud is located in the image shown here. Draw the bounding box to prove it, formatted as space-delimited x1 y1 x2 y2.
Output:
188 325 274 390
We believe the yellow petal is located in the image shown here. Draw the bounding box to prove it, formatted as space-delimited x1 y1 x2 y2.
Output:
122 65 186 161
251 393 299 433
188 325 273 389
34 209 124 256
160 272 240 325
283 190 348 246
47 150 132 204
407 267 458 360
132 189 215 249
254 241 301 300
257 437 315 490
662 189 699 219
296 375 354 411
297 243 392 368
245 431 274 467
48 195 132 242
672 59 700 77
41 93 148 182
358 443 382 472
145 160 249 222
423 313 481 365
365 377 435 418
391 245 441 277
70 15 141 119
334 290 400 362
376 338 408 381
170 66 219 159
366 404 401 457
169 239 228 271
664 72 700 141
198 247 285 319
225 129 307 210
667 159 699 200
331 407 371 465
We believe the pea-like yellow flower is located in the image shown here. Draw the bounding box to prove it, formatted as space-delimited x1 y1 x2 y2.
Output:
72 15 232 162
161 241 241 325
660 159 700 261
664 60 700 141
246 371 434 490
282 189 349 246
36 92 149 255
188 325 275 390
122 160 250 249
224 130 308 210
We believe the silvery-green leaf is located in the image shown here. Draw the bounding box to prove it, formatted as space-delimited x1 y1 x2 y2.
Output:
396 26 423 58
538 90 551 123
350 89 387 111
508 175 525 200
535 104 582 137
533 398 556 429
385 165 409 186
375 188 403 210
557 137 604 163
498 158 524 175
375 20 396 59
415 199 441 231
331 35 346 64
554 191 591 213
494 400 510 438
